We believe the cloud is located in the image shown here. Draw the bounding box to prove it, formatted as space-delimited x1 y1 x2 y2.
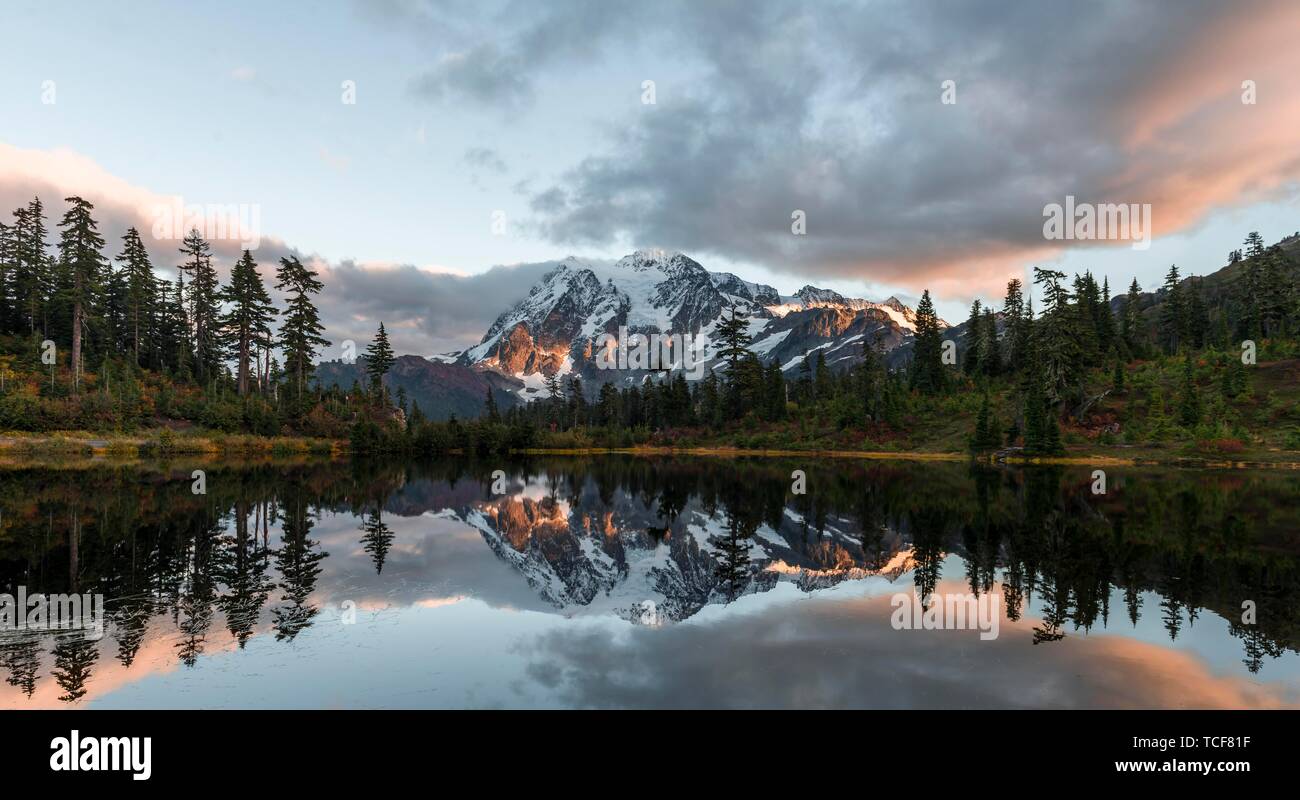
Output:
311 258 553 355
392 0 647 110
0 141 548 357
519 584 1299 709
463 146 507 174
230 65 256 81
396 0 1300 298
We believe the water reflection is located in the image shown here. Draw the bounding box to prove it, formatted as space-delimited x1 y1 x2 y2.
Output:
1 457 1298 708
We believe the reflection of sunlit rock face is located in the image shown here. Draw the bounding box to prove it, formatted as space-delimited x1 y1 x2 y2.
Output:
463 486 910 623
5 457 1300 709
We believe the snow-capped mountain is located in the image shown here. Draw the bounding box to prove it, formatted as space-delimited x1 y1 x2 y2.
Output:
457 249 947 399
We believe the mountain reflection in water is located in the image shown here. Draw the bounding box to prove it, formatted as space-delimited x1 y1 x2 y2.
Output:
1 456 1298 708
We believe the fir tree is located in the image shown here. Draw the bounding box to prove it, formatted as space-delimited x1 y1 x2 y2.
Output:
1003 278 1029 372
1123 278 1145 355
275 255 330 401
1159 263 1186 354
363 321 396 401
1033 266 1080 402
910 289 945 394
117 227 154 365
12 198 50 335
178 228 221 383
56 196 107 391
218 250 276 396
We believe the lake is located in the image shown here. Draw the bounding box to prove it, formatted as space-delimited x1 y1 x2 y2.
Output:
1 455 1298 709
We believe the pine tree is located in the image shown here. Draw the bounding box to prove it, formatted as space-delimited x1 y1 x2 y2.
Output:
218 250 276 396
1159 263 1186 354
56 196 107 391
484 385 501 423
1123 278 1145 355
1003 279 1028 372
117 227 155 366
12 198 50 335
178 228 221 383
714 306 753 415
1033 266 1080 402
0 219 12 331
963 300 982 376
910 289 945 394
275 255 330 401
363 321 395 401
979 306 999 377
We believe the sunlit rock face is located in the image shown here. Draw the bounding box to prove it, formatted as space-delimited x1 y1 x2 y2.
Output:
456 250 942 399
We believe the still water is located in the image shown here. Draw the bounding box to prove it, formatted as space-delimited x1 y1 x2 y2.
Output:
1 456 1297 709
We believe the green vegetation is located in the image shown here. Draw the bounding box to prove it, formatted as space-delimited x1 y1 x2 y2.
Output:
2 193 1298 463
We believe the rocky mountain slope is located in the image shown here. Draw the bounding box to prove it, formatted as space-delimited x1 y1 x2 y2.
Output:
454 250 948 402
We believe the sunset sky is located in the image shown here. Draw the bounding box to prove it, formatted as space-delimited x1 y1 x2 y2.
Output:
2 0 1299 355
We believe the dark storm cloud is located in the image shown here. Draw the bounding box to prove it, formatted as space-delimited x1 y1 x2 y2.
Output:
526 0 1239 285
371 0 1298 290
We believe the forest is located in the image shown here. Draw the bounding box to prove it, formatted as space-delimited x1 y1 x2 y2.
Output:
2 193 1299 461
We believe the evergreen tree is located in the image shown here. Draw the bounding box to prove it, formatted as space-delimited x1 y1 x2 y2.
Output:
218 250 276 396
1003 278 1028 372
11 198 50 335
910 289 945 394
178 228 221 382
963 300 983 376
363 321 396 401
275 255 330 401
117 227 155 366
1033 266 1080 402
56 196 107 391
1123 278 1145 355
715 306 753 415
484 385 501 423
1158 263 1186 354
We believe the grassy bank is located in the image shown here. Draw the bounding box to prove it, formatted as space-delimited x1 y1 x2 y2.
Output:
7 428 1299 470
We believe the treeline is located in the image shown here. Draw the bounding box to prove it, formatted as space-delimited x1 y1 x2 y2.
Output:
0 195 401 435
492 229 1300 456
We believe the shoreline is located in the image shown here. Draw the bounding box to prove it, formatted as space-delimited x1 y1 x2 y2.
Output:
3 432 1299 469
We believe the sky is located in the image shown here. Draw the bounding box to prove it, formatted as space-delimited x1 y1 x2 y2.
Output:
2 0 1299 356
